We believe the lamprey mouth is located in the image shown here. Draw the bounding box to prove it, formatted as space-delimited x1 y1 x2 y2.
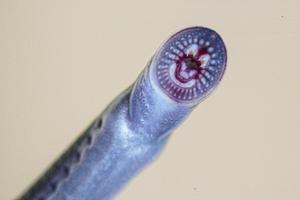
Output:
152 27 227 104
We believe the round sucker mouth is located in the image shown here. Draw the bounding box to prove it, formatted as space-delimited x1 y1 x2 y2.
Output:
153 27 227 104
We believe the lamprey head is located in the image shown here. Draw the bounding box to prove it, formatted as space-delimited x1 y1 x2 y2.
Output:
150 27 227 105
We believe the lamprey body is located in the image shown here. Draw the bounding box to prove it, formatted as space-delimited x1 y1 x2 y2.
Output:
18 27 227 200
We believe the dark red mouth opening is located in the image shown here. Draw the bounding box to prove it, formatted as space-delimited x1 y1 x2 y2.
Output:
174 48 208 83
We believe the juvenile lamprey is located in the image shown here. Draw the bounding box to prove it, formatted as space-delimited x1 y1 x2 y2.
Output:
18 27 227 200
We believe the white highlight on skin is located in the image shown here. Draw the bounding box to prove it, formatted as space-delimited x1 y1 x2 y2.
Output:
212 53 217 58
210 60 216 65
199 54 211 68
199 39 204 45
158 65 169 69
208 47 214 53
184 44 198 56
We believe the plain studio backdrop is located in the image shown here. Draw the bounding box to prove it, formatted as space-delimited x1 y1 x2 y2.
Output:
0 0 299 199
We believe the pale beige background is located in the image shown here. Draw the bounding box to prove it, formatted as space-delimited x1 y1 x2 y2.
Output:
1 0 299 199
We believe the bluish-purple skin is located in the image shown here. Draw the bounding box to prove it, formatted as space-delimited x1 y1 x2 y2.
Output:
17 27 227 200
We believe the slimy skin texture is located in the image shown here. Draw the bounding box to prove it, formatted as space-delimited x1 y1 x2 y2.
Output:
18 27 227 200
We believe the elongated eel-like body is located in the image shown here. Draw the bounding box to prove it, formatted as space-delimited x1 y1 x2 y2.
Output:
18 27 227 200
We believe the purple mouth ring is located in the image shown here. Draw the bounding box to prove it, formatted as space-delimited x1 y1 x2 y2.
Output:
152 27 227 104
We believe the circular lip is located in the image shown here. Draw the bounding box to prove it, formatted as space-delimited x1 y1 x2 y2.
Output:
149 26 227 106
